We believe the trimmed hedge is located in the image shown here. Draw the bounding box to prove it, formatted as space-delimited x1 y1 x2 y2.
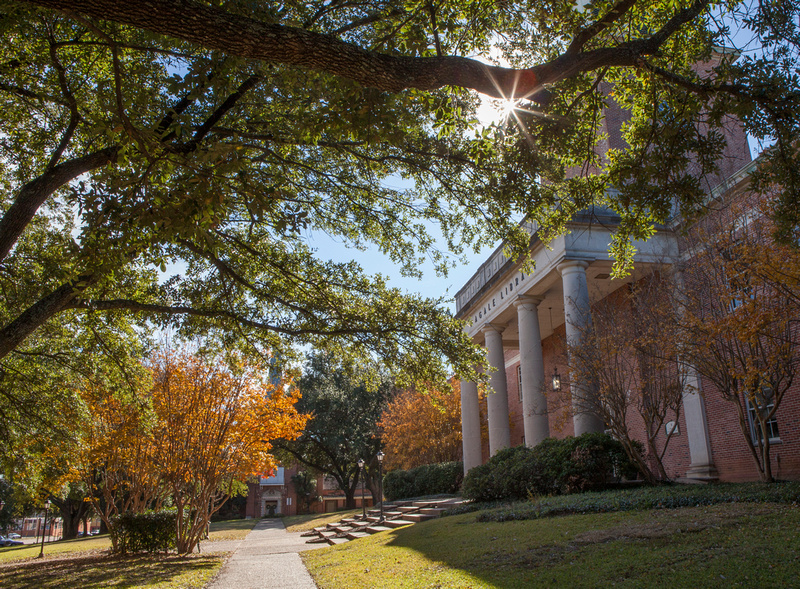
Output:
110 509 177 554
384 461 463 501
462 433 638 502
473 481 800 522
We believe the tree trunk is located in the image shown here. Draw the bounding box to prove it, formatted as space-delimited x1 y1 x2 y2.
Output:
344 488 356 509
55 497 92 540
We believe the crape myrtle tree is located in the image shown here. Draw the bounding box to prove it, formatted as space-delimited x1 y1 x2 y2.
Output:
0 307 152 540
680 200 800 483
273 351 391 508
71 348 308 554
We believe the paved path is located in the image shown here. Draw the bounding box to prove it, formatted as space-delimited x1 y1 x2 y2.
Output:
207 519 327 589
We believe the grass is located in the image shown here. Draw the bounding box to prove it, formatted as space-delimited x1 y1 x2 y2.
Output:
303 487 800 588
284 509 362 533
0 518 255 565
0 535 112 563
0 518 253 588
0 552 224 589
208 517 257 541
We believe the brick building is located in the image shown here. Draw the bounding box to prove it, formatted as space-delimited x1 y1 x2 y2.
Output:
456 75 800 483
243 465 374 518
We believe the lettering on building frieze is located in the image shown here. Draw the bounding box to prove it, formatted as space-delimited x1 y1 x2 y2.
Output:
471 271 529 326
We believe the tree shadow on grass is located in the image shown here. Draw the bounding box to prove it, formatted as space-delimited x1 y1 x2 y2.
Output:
379 504 800 589
1 553 224 589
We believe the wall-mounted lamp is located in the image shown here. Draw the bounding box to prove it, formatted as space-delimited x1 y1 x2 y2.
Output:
552 368 561 392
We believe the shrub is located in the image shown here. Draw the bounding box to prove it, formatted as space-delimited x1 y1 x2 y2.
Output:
384 461 463 501
461 445 536 503
110 509 177 554
462 433 639 502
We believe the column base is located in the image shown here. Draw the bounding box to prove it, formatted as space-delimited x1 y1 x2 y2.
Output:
683 463 719 482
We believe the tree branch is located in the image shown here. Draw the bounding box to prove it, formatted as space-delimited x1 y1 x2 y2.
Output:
64 297 404 338
0 273 98 360
176 74 262 154
15 0 707 100
568 0 639 55
0 146 119 263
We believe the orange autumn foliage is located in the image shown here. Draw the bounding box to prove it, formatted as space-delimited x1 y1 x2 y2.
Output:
378 381 464 471
150 350 308 553
76 349 307 554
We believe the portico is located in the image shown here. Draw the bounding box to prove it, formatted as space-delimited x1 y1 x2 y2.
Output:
455 212 716 480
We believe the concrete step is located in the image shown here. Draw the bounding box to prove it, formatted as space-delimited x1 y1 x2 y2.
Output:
305 536 329 544
331 525 355 534
384 510 404 517
419 508 447 517
396 506 419 513
384 519 414 529
403 513 435 523
346 531 370 540
326 537 350 545
319 530 338 538
365 525 393 534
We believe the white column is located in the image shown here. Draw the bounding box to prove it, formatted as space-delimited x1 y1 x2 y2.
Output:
557 260 605 435
514 296 550 446
673 270 718 480
681 368 719 480
482 324 511 455
460 378 483 474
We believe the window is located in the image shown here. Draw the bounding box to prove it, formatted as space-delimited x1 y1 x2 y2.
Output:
745 385 780 443
517 366 523 403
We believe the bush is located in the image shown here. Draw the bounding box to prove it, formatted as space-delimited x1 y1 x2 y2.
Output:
110 509 177 554
461 445 536 503
462 433 639 502
384 461 463 501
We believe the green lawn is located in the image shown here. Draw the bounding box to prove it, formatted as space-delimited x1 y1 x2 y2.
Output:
303 502 800 588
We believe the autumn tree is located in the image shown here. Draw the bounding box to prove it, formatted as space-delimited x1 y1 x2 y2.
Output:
147 350 307 554
273 352 391 508
379 381 464 471
71 349 307 554
566 270 686 484
75 379 166 550
680 203 800 482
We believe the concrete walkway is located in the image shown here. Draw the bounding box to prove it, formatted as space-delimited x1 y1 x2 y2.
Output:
207 519 327 589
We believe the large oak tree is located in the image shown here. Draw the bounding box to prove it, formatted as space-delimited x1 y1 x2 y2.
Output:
1 0 798 446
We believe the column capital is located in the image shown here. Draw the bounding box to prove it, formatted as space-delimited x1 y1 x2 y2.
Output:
481 323 506 335
556 259 590 275
513 295 544 309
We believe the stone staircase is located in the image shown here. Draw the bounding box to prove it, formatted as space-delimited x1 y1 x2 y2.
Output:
301 497 465 546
